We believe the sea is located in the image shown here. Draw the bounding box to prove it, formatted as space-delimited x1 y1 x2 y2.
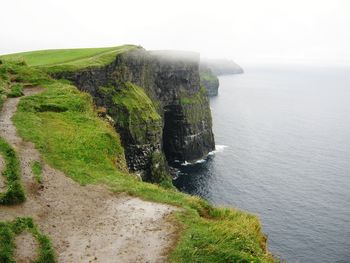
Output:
174 63 350 263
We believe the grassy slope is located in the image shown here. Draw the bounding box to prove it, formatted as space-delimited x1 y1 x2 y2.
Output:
0 54 274 262
0 45 139 73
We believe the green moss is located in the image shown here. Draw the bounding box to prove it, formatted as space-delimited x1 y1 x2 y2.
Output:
179 86 212 131
32 161 43 184
180 86 207 105
0 217 55 263
103 82 162 143
0 137 26 205
112 82 161 123
5 57 274 262
200 69 219 86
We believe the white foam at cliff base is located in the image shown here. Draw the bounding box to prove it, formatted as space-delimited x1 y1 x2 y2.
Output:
208 145 228 155
181 159 205 166
181 161 190 166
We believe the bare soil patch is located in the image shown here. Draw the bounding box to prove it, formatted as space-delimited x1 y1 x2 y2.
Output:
14 231 39 263
0 155 5 191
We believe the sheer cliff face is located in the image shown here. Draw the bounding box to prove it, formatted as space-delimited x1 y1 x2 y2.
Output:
199 65 219 96
55 49 215 182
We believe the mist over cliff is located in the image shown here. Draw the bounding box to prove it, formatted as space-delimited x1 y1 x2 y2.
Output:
201 58 244 75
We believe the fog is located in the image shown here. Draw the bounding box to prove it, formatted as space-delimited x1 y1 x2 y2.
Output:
1 0 350 64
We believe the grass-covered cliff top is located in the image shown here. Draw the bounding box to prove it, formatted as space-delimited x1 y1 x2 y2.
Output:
0 55 275 262
0 45 139 73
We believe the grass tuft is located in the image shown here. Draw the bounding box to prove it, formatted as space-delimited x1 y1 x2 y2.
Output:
32 161 43 184
0 217 55 263
7 84 24 98
0 137 26 205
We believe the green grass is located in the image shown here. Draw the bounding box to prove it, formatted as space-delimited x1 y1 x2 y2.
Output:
0 81 8 108
0 217 55 263
0 137 26 205
0 45 139 73
14 81 127 184
7 84 24 98
32 161 43 184
1 59 274 262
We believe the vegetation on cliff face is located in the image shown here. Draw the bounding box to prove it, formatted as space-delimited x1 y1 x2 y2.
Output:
199 67 219 96
105 81 161 141
0 56 274 262
181 86 213 126
98 81 168 182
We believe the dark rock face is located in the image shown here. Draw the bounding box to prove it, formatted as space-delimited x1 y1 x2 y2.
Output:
163 91 214 161
53 49 215 182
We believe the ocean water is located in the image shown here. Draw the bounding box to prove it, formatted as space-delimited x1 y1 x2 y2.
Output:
174 64 350 263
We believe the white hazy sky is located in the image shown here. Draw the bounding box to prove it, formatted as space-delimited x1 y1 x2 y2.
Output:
1 0 350 63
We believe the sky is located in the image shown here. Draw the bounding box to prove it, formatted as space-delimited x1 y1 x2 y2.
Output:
1 0 350 63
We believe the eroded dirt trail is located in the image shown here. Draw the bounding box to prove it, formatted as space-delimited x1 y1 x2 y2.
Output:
0 155 5 191
0 88 178 263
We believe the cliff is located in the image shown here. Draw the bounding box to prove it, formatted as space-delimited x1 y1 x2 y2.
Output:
201 58 244 75
199 64 219 96
52 48 215 183
0 53 274 263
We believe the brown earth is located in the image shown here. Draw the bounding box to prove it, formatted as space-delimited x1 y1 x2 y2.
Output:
0 155 5 191
0 87 179 263
14 231 39 263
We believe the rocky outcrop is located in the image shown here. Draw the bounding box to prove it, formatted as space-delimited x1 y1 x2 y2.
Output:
199 65 219 96
53 48 215 183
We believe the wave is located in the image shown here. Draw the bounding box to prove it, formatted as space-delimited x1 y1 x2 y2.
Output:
180 145 227 166
181 158 206 166
195 159 206 164
208 144 228 155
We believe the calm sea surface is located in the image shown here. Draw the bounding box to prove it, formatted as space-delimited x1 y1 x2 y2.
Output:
174 64 350 263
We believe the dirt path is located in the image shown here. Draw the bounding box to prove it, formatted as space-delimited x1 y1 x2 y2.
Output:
0 87 178 263
0 155 5 191
14 231 39 263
